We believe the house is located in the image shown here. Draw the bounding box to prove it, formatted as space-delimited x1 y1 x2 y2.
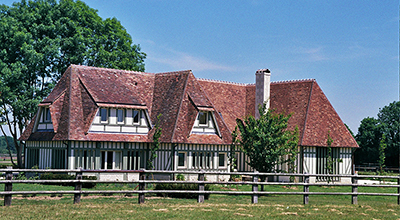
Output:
20 65 358 182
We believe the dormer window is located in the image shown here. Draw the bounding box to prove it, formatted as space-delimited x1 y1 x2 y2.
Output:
133 110 140 124
43 108 51 123
100 108 108 123
117 109 124 123
191 111 220 135
198 112 208 126
90 107 151 134
35 106 54 131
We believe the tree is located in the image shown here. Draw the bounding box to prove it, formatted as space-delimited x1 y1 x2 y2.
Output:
0 136 16 154
147 114 162 171
0 0 146 167
378 134 386 173
377 101 400 167
354 117 382 165
355 101 400 168
235 104 299 185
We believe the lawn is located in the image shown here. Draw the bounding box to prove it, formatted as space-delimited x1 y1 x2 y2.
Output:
0 183 399 219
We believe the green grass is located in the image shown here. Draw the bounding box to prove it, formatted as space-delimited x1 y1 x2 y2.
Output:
0 183 399 219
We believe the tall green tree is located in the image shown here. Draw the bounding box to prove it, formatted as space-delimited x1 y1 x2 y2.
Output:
355 101 400 168
354 117 382 165
0 0 146 167
377 101 400 167
235 104 299 184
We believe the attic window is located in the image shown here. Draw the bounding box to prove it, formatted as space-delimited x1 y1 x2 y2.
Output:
100 108 108 123
35 106 54 132
198 112 208 126
43 108 51 123
117 109 124 123
133 110 140 124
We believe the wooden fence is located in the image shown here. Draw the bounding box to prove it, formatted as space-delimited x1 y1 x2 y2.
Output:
1 169 400 206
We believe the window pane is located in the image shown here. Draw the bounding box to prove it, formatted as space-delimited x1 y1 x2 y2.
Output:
114 152 121 169
101 151 106 169
178 153 185 167
83 151 88 169
101 108 108 122
192 152 196 168
219 154 225 167
198 112 207 125
206 152 210 168
45 108 51 122
133 110 140 124
117 109 124 122
107 151 113 169
199 153 203 168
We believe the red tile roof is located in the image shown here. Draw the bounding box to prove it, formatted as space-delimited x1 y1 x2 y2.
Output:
21 65 358 148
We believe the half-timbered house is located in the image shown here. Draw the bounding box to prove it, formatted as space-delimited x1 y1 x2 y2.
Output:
20 65 358 182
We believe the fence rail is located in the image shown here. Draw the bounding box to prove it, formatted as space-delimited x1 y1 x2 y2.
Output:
1 169 400 206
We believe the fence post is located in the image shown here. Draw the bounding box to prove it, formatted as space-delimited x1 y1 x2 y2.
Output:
397 175 400 205
303 173 309 205
4 170 13 206
138 172 146 204
252 171 259 204
74 171 82 204
352 173 358 205
198 170 205 203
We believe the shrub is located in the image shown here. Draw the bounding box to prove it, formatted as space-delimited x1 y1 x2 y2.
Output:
39 173 97 188
154 183 212 200
176 173 185 181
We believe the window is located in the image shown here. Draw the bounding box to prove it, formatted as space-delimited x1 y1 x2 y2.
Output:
43 108 51 123
37 107 53 131
117 109 124 123
100 108 108 123
101 151 121 170
219 153 226 168
191 111 218 135
198 112 207 126
178 152 186 168
133 110 140 124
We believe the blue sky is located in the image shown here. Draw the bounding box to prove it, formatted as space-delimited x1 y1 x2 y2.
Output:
3 0 399 134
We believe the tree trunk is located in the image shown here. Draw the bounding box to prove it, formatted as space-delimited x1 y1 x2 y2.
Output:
260 176 266 191
14 139 23 168
0 126 16 166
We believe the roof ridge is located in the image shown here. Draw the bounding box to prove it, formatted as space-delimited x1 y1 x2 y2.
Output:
197 78 251 86
71 64 153 75
155 70 192 76
271 79 315 84
197 77 315 86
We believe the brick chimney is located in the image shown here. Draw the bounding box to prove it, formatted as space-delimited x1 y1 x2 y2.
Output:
255 69 271 119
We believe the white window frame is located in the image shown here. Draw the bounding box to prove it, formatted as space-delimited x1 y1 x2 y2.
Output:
177 152 187 168
197 111 208 127
100 151 122 170
218 153 227 168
